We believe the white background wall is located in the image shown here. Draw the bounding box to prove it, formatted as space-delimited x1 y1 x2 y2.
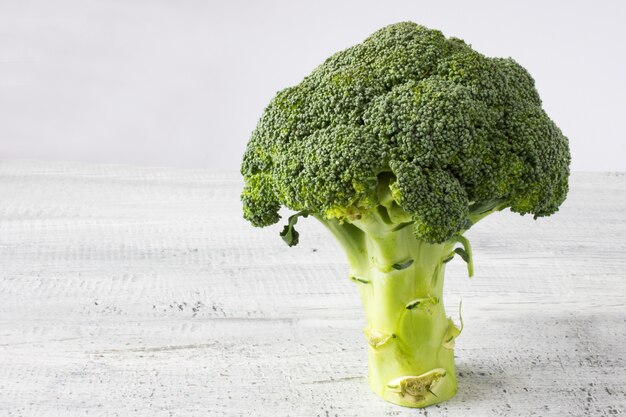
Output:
1 0 624 171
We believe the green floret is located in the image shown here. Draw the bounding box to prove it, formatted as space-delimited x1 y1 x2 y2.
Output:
390 161 469 243
240 22 570 408
241 173 280 227
364 77 484 168
271 125 385 218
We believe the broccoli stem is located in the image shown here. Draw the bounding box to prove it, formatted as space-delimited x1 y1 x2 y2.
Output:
317 214 461 407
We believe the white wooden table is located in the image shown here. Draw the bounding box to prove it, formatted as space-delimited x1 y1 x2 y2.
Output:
0 161 624 417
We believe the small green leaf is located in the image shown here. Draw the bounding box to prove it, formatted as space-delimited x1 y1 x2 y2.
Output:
350 275 370 284
447 235 474 277
279 211 309 247
454 247 470 263
392 259 414 270
406 295 439 311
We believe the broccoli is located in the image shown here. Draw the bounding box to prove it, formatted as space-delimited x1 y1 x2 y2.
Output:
241 22 570 408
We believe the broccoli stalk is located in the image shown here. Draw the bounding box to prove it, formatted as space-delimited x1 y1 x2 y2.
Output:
311 187 486 406
241 22 570 407
279 187 499 407
317 213 461 406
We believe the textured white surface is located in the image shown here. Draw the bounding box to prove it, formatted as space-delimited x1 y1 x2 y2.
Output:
0 161 624 417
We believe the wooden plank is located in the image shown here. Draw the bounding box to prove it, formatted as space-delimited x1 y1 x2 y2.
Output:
0 161 624 416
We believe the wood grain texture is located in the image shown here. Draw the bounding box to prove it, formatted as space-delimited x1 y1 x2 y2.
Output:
0 160 624 417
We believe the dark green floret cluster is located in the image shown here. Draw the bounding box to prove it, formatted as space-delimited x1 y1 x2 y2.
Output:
241 22 569 244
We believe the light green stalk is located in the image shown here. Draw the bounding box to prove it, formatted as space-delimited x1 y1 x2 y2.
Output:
315 211 464 407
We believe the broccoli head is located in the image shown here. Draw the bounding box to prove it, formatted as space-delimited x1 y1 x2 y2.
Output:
242 22 570 243
241 22 570 408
